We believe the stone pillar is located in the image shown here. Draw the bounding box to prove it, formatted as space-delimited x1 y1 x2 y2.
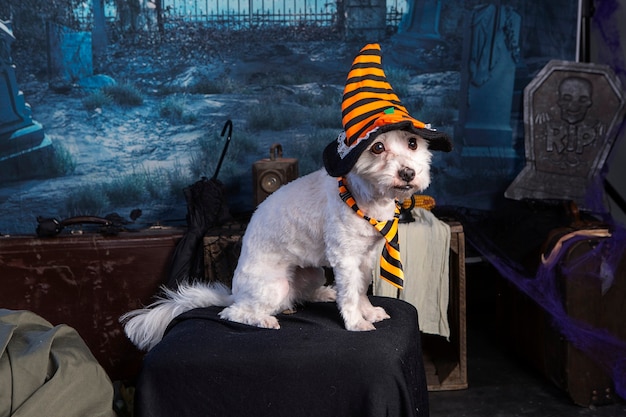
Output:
457 4 521 172
0 20 53 181
343 0 387 41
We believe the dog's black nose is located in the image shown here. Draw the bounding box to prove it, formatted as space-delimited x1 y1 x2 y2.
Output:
399 167 415 182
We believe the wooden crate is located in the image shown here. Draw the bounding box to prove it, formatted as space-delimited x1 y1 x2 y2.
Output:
422 221 468 391
203 222 247 288
203 221 467 391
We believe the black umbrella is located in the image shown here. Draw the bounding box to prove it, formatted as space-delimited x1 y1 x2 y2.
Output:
164 120 233 289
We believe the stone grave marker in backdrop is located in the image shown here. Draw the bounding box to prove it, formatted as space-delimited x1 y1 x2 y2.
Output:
47 21 93 84
389 0 445 69
0 20 53 181
397 0 442 45
343 0 387 41
457 3 521 174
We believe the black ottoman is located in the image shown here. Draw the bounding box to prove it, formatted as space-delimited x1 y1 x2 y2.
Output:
135 296 429 417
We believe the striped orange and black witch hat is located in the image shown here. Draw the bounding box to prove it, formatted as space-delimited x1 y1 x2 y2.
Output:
323 43 452 177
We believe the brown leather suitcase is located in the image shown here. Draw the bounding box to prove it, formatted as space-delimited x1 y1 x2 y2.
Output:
0 228 183 381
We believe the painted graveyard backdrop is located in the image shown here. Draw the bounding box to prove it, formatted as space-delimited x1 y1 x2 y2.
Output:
1 0 580 235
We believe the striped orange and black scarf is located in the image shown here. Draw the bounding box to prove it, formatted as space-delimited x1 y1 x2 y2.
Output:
338 177 404 289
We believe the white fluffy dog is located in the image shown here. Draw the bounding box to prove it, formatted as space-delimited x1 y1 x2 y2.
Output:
122 42 452 351
122 129 433 350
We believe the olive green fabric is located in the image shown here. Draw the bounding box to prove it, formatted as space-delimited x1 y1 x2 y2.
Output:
0 309 116 417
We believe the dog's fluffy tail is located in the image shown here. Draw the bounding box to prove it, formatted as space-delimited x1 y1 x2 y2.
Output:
120 281 234 351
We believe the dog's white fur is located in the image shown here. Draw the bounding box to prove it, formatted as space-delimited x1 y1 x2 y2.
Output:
121 130 433 350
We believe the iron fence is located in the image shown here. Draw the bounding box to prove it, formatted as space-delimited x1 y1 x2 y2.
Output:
76 0 408 30
162 0 335 27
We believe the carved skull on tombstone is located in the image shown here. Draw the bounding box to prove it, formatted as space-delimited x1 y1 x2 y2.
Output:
557 77 593 125
548 76 602 158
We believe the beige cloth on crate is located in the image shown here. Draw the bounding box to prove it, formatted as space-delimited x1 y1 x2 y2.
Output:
373 208 451 339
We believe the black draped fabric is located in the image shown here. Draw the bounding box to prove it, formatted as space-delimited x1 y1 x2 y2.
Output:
135 296 429 417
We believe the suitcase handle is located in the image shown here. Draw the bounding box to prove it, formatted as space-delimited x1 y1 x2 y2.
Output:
36 216 116 237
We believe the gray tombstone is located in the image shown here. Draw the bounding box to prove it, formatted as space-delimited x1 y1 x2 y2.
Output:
343 0 387 41
0 21 35 137
505 60 626 208
47 21 93 83
388 0 446 70
457 4 521 168
0 20 53 181
393 0 443 48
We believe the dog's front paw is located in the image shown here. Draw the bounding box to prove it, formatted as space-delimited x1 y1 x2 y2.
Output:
257 315 281 329
345 319 376 331
362 306 390 324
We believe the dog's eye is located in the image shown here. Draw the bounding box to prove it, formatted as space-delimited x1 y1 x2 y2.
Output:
371 142 385 154
408 137 418 150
